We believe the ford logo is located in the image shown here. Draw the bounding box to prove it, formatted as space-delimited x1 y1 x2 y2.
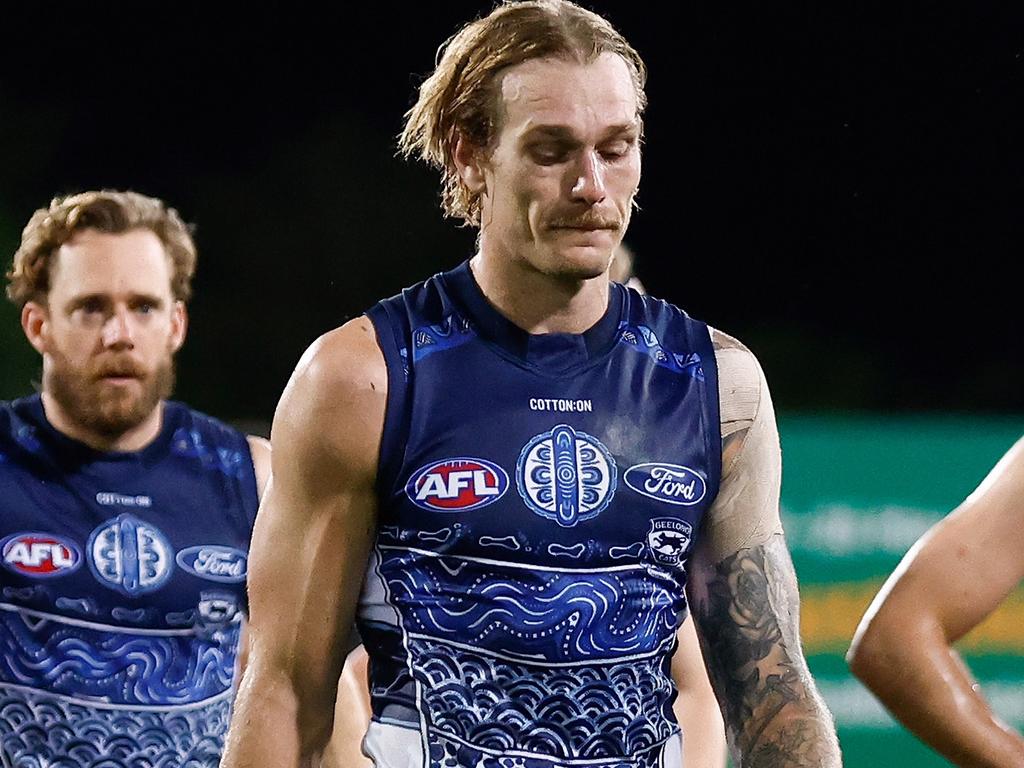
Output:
624 463 707 506
176 546 248 583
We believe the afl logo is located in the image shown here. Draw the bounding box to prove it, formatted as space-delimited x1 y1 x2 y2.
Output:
625 463 707 506
517 424 617 527
1 533 82 578
87 514 174 596
406 457 509 512
177 546 248 583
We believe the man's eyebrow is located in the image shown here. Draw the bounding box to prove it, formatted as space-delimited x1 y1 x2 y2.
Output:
520 122 641 142
65 293 110 310
65 292 166 310
128 293 165 307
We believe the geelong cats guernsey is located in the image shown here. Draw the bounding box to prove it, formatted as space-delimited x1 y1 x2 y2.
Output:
0 396 259 768
360 261 722 768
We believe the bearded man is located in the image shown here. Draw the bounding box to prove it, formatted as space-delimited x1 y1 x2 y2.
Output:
0 190 269 768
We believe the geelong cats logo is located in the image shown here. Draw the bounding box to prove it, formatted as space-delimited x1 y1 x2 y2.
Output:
647 518 693 566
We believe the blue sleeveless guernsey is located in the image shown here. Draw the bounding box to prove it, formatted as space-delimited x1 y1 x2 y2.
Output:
0 396 259 768
360 261 722 768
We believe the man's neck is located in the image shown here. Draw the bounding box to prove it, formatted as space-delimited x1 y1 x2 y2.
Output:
40 392 165 453
469 253 610 335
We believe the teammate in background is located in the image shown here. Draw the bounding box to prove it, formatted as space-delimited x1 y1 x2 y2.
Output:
225 2 840 766
848 438 1024 767
1 190 270 768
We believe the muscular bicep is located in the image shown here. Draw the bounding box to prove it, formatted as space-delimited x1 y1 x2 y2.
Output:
244 319 385 717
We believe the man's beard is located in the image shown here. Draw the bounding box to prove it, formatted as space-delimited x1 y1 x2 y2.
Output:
45 350 175 441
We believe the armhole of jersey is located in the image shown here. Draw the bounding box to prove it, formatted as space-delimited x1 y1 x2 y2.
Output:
693 320 722 505
366 303 411 500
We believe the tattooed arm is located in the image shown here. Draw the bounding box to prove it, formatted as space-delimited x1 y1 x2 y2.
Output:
687 331 840 766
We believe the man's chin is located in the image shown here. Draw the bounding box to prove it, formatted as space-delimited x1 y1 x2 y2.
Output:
545 244 616 280
88 391 154 437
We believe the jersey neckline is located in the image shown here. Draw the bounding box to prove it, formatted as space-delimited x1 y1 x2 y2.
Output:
14 393 182 465
440 260 625 375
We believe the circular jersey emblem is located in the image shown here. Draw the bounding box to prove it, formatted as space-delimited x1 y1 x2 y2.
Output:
87 514 174 596
516 424 617 527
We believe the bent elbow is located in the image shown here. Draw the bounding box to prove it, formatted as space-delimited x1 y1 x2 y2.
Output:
846 618 897 692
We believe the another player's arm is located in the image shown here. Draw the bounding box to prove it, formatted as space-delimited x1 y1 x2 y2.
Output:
236 436 272 681
671 618 727 768
847 438 1024 768
688 336 840 767
247 435 272 502
323 645 374 768
222 318 385 768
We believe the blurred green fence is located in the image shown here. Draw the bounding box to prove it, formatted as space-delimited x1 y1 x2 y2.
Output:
780 414 1023 766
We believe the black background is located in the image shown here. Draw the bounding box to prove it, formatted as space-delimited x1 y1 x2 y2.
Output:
1 3 1020 420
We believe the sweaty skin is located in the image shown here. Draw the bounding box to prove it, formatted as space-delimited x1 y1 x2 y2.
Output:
848 438 1024 767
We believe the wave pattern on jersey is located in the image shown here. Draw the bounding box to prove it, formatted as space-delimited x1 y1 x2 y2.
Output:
378 547 680 766
0 608 238 706
417 638 676 767
0 685 231 768
379 547 679 661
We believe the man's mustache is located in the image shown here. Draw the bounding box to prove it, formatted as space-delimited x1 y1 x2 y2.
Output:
547 211 621 230
93 359 147 379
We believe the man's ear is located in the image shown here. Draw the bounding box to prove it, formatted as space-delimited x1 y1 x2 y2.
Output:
453 132 488 195
170 300 188 353
21 301 49 355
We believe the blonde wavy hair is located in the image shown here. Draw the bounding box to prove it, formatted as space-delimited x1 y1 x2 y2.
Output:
399 0 647 226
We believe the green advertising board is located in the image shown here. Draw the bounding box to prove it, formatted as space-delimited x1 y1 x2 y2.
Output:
779 414 1023 766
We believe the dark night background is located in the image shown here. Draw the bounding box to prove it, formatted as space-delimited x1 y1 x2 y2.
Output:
0 3 1020 423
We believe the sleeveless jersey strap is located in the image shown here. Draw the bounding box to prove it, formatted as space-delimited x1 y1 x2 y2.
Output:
365 302 412 499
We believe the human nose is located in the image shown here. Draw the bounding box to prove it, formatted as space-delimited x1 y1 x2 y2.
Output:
570 150 606 204
101 307 135 348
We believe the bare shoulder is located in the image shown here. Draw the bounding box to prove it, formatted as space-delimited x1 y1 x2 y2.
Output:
708 327 764 440
272 317 388 482
246 435 272 500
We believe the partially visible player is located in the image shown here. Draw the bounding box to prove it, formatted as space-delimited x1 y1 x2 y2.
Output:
324 646 374 768
1 190 270 768
848 437 1024 767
